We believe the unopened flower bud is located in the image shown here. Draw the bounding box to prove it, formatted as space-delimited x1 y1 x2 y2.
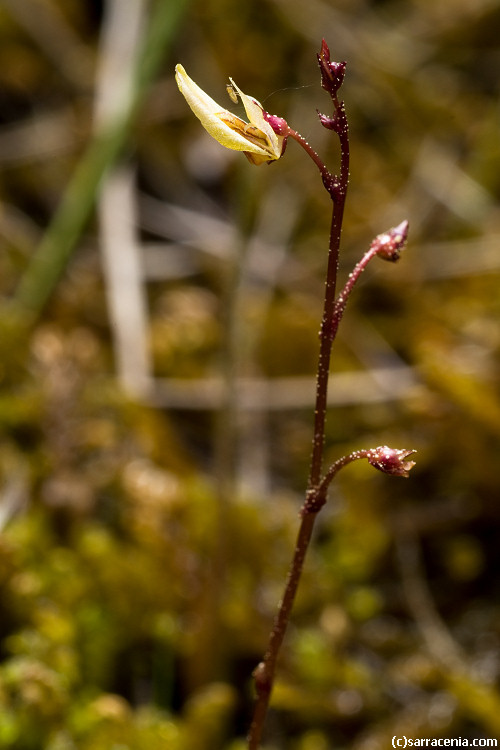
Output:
371 220 409 262
317 39 346 97
263 112 289 136
317 110 338 130
367 446 416 478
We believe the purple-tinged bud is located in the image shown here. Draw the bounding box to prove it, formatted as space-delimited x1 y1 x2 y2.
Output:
317 39 346 97
263 112 289 137
367 446 416 478
371 220 409 262
317 110 337 130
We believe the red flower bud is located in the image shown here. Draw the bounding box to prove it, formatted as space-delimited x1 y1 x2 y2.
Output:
317 39 346 97
371 220 409 262
263 112 289 136
317 110 337 130
367 446 416 477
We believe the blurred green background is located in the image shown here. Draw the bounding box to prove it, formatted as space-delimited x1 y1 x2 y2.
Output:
0 0 499 748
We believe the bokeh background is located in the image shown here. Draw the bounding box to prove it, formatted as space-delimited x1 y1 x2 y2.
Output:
0 0 499 748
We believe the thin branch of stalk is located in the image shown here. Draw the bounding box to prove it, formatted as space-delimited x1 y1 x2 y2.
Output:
287 128 332 188
329 219 409 344
329 243 380 341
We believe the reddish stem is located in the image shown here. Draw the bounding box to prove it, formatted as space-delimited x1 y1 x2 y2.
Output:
287 128 332 189
247 88 350 750
329 243 379 340
305 97 349 489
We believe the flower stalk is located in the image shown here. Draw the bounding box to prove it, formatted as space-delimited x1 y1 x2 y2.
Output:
175 39 414 749
246 42 351 749
246 42 412 749
329 219 409 341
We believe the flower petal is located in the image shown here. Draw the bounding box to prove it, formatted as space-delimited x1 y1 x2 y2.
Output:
229 78 282 159
175 65 272 158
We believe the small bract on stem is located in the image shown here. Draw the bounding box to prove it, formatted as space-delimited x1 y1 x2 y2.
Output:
175 39 415 750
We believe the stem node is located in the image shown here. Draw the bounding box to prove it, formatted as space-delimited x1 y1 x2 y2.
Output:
301 487 326 516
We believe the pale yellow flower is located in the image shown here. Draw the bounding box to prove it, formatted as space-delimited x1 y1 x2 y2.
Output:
175 64 287 166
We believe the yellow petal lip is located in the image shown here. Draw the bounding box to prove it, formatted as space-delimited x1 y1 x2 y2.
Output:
227 78 282 158
175 64 285 163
